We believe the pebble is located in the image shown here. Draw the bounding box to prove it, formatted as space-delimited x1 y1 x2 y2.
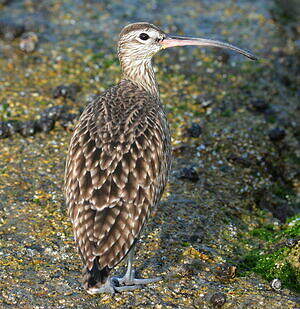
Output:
0 120 21 138
186 123 202 138
178 166 199 182
19 32 38 53
0 121 10 138
217 50 230 64
250 99 269 112
210 292 227 307
40 105 69 121
19 121 37 137
35 117 55 133
270 279 281 291
52 84 81 100
6 120 21 135
268 127 286 142
227 153 252 168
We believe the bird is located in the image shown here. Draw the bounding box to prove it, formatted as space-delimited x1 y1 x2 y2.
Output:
64 22 257 295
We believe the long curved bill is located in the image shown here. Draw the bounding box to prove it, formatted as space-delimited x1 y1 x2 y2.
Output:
161 35 257 60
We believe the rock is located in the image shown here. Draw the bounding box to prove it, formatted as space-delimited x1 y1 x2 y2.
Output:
250 99 269 112
53 85 69 99
227 153 252 168
19 121 37 137
217 50 230 64
0 0 13 5
214 263 237 280
6 120 21 135
254 190 295 222
52 84 81 100
210 292 227 307
268 127 286 142
35 117 55 133
0 18 25 41
178 166 199 182
59 113 78 129
40 105 69 121
186 123 202 138
0 121 10 138
19 32 38 53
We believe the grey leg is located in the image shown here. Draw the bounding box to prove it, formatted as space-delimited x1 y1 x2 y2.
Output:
114 245 162 288
118 245 135 283
87 245 161 294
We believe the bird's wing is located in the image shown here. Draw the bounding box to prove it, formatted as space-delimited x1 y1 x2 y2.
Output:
65 81 171 271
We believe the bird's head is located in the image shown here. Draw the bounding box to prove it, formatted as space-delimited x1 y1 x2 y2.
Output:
118 22 257 96
118 22 167 60
118 22 257 62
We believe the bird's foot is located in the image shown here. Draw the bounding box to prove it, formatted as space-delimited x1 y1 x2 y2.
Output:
86 275 155 294
86 271 161 294
86 278 116 295
113 269 162 288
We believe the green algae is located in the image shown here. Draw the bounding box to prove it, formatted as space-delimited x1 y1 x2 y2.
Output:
241 249 299 292
240 215 300 292
250 225 277 242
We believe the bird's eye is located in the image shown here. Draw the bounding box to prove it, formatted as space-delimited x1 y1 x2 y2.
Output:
139 33 150 40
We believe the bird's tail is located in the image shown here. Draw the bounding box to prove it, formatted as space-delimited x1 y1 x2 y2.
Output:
82 258 110 290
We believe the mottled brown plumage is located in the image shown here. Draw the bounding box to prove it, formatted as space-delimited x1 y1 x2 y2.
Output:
65 79 171 291
64 22 256 294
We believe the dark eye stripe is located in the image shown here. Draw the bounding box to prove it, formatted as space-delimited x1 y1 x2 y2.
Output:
139 33 150 40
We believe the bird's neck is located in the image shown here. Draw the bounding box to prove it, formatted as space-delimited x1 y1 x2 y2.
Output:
120 57 159 97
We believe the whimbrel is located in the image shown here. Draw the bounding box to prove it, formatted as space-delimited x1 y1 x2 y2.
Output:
64 22 256 294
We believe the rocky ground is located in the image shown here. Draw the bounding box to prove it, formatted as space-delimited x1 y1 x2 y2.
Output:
0 0 299 308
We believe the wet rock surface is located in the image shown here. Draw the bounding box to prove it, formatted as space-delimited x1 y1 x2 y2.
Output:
0 18 25 40
0 0 299 308
0 105 79 139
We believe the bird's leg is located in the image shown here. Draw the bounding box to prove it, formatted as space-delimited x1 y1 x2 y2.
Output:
87 246 161 294
113 245 162 288
118 245 135 284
